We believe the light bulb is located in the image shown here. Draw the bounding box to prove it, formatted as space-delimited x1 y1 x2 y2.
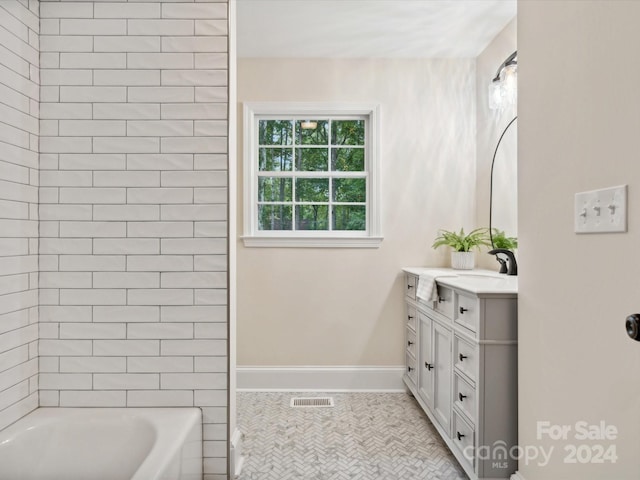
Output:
488 81 504 110
502 66 517 107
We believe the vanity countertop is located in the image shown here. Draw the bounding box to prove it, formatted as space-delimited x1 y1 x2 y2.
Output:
402 267 518 296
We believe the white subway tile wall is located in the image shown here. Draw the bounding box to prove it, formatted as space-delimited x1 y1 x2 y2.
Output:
37 2 229 479
0 0 40 431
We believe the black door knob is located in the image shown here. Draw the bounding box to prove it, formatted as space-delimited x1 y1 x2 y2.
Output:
425 362 434 370
457 432 465 441
626 314 640 341
459 393 467 402
459 307 468 314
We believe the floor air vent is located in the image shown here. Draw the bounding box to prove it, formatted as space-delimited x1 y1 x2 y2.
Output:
290 397 334 408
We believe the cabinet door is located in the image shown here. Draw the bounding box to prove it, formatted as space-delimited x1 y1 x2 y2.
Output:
418 312 433 409
432 321 452 433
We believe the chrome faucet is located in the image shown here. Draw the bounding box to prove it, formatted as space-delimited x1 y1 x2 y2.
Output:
488 248 517 276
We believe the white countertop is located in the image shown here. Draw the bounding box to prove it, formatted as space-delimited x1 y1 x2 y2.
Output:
402 267 518 295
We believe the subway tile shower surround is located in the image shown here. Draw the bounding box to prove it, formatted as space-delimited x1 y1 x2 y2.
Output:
1 1 230 479
0 0 40 437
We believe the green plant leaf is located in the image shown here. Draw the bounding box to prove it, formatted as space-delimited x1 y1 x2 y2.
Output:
432 227 490 252
491 228 518 250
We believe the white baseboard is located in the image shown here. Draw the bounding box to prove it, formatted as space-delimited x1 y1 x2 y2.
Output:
236 366 406 392
510 472 527 480
229 427 244 478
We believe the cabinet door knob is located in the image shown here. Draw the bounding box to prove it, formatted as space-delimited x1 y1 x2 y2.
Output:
425 362 434 370
459 393 467 402
626 314 640 341
438 296 444 303
459 307 468 314
459 353 468 362
407 366 413 372
407 315 414 320
407 284 414 289
407 341 414 347
457 432 465 441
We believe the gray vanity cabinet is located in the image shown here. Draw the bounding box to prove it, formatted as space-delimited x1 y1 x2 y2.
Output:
402 269 518 480
419 310 452 433
417 311 434 409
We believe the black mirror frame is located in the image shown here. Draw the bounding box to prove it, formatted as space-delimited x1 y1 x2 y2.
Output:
489 115 518 248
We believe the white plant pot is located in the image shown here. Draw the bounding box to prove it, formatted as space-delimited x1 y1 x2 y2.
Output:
451 251 475 270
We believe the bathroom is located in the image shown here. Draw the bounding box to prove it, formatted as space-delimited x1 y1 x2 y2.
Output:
233 1 516 478
1 1 640 480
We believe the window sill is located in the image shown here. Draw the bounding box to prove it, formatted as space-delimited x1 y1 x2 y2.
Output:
241 236 384 248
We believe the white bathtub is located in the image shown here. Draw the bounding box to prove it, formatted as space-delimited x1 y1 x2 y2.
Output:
0 408 202 480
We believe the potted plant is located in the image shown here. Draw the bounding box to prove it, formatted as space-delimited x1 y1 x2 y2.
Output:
432 228 490 270
490 228 518 250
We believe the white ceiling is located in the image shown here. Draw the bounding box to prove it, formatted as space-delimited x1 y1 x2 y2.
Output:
237 0 516 58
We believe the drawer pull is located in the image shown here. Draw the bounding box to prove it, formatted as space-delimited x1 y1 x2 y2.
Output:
407 366 414 372
407 340 414 347
425 362 434 370
459 353 468 361
459 306 468 314
457 432 465 441
459 393 467 402
438 296 445 303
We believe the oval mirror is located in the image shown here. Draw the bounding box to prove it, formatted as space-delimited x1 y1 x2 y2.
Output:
489 116 517 247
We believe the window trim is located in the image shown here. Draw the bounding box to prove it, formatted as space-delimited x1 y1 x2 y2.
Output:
242 102 383 248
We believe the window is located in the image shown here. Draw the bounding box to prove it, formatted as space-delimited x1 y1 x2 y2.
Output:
242 103 382 248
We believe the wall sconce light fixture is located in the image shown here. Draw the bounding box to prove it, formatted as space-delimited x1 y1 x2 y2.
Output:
488 50 517 110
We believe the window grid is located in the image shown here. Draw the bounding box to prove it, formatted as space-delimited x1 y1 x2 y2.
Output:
243 102 382 248
255 116 368 233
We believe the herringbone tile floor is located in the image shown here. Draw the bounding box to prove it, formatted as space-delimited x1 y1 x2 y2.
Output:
237 392 468 480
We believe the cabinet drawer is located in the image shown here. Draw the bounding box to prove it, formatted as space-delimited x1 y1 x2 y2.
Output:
454 373 477 425
434 286 454 319
405 353 417 386
405 274 417 300
455 293 479 333
406 303 417 331
452 411 475 470
454 335 478 384
406 327 417 358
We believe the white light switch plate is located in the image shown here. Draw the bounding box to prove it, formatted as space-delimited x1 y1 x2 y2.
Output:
575 185 627 233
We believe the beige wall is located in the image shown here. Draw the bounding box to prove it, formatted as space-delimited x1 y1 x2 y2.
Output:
476 19 518 270
237 58 476 365
519 1 640 478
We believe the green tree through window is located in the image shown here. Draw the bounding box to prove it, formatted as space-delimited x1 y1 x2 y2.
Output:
256 117 367 233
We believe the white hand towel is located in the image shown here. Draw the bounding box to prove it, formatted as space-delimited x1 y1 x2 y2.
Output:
416 270 457 303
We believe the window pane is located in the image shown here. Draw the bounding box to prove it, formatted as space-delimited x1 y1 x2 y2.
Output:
331 148 365 172
295 178 329 202
333 205 366 231
258 148 292 171
331 120 365 145
296 120 328 145
258 204 292 230
333 178 366 203
296 148 328 171
259 120 293 145
296 205 328 231
258 177 292 202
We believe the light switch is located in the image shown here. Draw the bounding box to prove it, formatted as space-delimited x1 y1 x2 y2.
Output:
575 185 627 233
